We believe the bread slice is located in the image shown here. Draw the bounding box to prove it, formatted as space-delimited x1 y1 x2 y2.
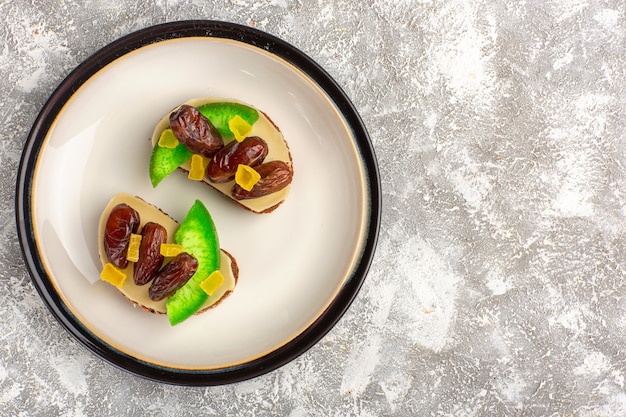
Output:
97 193 238 316
151 98 293 213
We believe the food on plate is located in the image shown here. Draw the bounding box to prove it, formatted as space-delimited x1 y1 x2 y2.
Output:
98 193 238 325
149 98 293 213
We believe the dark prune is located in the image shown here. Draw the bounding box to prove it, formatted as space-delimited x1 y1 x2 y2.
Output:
149 252 198 301
232 160 293 200
133 222 167 285
206 136 268 183
104 203 140 268
169 104 224 158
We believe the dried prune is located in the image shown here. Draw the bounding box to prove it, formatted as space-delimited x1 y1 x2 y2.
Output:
206 136 268 183
170 104 224 158
133 222 167 285
104 203 140 268
149 252 198 301
232 160 293 200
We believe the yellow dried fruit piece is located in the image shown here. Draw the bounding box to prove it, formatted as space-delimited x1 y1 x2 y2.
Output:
100 263 127 288
160 243 185 257
158 128 179 149
126 233 142 262
228 114 252 142
235 164 261 191
199 270 225 296
188 154 208 181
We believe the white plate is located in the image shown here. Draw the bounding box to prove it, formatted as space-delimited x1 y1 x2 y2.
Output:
16 20 380 385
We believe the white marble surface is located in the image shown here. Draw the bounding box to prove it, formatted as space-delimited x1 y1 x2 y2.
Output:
2 0 625 415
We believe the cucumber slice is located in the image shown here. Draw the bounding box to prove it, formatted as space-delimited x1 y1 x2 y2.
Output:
197 102 259 138
149 142 192 187
166 200 221 325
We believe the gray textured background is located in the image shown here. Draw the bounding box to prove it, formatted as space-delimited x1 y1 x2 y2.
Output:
2 0 625 416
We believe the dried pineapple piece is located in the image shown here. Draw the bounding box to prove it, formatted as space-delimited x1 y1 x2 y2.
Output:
228 115 252 142
235 164 261 191
160 243 185 257
126 233 142 262
158 128 179 149
100 263 127 288
188 154 208 181
200 270 225 296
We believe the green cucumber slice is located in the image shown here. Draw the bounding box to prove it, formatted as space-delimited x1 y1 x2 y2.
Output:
197 102 259 138
149 142 192 187
166 200 221 325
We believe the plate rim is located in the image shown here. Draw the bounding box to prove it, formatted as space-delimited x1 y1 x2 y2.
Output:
15 20 381 386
